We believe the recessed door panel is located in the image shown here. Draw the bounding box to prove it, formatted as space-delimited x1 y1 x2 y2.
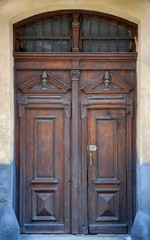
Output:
87 108 129 234
20 106 70 233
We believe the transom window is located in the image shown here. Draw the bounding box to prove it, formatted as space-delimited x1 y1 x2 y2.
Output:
18 16 70 52
14 12 137 52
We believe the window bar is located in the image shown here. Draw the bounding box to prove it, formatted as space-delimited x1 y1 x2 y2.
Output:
81 15 84 52
107 19 110 52
98 16 100 52
15 29 20 51
116 21 119 52
51 18 53 52
32 25 35 52
50 19 52 52
130 27 135 52
60 17 62 52
42 21 44 52
79 15 82 52
69 16 71 52
132 28 136 52
126 25 129 52
132 38 135 52
89 17 91 52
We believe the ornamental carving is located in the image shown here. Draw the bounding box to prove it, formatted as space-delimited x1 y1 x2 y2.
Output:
17 91 28 104
81 71 133 94
70 70 80 81
18 70 71 94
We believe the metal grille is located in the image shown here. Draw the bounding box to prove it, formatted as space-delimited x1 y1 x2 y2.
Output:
81 16 135 52
15 13 136 53
18 16 70 52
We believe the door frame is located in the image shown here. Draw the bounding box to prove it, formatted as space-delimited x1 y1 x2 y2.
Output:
14 13 137 233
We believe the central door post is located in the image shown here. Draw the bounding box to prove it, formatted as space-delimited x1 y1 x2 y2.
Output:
70 68 80 234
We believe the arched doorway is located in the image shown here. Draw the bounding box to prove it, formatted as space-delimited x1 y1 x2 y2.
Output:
14 10 137 234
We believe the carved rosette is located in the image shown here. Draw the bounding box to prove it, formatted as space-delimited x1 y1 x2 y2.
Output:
70 70 80 81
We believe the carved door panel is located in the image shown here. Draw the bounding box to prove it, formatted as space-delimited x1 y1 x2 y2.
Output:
19 105 70 233
87 107 131 234
79 69 134 234
18 71 71 233
16 61 135 235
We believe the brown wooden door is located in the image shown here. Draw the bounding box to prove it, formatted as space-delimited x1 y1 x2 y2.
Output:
18 74 71 233
15 54 135 235
79 68 134 234
87 107 129 234
22 108 69 233
15 11 136 235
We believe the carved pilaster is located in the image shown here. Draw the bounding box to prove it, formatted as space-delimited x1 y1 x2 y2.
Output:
70 68 80 233
70 70 80 81
72 14 80 52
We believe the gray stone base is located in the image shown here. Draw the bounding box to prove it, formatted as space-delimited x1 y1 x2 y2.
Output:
131 211 150 240
20 235 130 240
0 202 20 240
0 164 20 240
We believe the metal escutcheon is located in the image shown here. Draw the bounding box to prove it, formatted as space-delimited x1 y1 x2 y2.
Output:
89 145 97 151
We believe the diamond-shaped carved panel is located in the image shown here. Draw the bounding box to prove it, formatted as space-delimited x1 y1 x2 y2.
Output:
97 191 119 221
37 192 54 216
32 189 56 221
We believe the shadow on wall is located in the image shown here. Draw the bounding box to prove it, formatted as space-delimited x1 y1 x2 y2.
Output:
0 164 20 240
131 163 150 240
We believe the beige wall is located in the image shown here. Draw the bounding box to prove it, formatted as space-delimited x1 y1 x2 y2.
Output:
0 0 150 168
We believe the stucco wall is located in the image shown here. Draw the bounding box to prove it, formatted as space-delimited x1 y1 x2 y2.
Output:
0 0 150 239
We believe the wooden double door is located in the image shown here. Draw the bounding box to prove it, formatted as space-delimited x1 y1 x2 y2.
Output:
15 53 136 234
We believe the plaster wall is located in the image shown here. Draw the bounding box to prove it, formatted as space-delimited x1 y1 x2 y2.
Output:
0 0 150 239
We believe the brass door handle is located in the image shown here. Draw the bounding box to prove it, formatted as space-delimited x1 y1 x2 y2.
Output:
89 153 92 166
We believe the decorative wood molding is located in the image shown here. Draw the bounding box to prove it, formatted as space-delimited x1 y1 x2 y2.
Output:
41 70 48 89
70 67 80 234
81 71 133 94
72 14 80 52
18 70 71 95
103 71 111 90
61 96 71 118
17 91 28 105
70 70 80 81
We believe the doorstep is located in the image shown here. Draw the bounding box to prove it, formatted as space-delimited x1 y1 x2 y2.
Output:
20 234 131 240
